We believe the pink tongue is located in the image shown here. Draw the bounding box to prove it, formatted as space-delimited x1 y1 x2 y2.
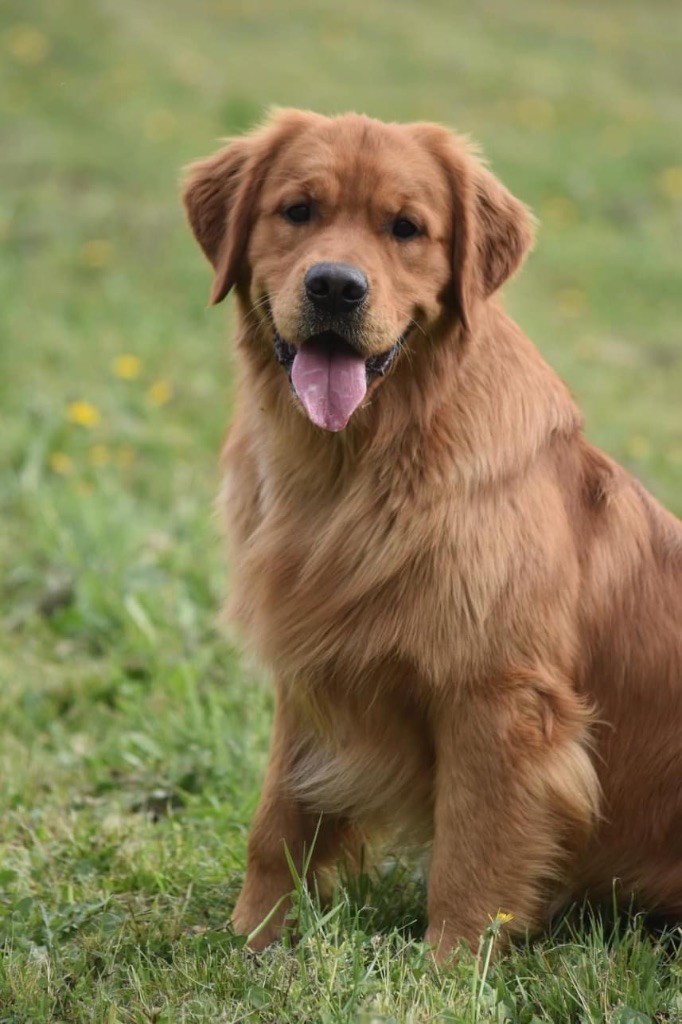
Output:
291 340 367 432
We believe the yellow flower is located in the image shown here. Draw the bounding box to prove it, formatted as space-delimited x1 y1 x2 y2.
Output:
600 125 630 158
591 18 623 52
617 97 650 125
88 443 110 467
49 452 74 476
5 25 49 65
80 239 114 268
146 380 173 406
557 288 587 318
493 911 514 925
574 336 598 362
542 197 577 229
112 354 142 380
66 400 101 428
626 435 651 460
116 444 136 468
514 97 555 131
658 166 682 200
108 63 136 94
143 109 177 142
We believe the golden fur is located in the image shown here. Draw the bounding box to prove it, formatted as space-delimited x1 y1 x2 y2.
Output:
182 109 682 959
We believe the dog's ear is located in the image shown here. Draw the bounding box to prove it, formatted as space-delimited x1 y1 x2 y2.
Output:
182 138 254 305
420 127 535 330
182 109 313 305
457 159 535 331
470 163 535 302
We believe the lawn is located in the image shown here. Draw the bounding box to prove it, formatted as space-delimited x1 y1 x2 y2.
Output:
1 0 681 1020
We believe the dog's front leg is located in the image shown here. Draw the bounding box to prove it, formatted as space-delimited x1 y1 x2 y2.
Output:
425 672 599 960
232 681 352 949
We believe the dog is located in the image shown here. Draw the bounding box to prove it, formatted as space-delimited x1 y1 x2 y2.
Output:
182 109 682 960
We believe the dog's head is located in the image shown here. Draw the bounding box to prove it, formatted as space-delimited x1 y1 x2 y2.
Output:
183 109 534 432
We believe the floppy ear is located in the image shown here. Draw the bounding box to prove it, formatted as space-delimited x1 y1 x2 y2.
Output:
182 110 313 305
182 138 254 305
471 164 535 300
443 140 535 331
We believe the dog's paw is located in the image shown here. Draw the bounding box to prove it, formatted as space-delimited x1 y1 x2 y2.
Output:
232 891 292 951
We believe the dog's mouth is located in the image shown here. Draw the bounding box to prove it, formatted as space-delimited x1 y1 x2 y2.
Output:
274 330 402 433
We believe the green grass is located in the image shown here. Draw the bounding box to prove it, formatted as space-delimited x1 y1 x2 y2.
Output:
1 0 681 1019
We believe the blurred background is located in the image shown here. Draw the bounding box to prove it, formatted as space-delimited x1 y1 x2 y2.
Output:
0 1 680 1010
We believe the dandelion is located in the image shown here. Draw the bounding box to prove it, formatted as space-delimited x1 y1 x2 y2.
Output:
108 63 136 94
574 336 598 362
143 109 176 142
600 125 631 158
627 435 651 460
658 166 682 201
5 25 49 65
112 354 142 380
49 452 74 476
557 288 587 318
617 97 650 125
116 445 136 468
542 196 577 229
514 97 555 131
476 911 515 1004
88 443 110 467
668 444 682 466
80 239 114 268
66 400 101 428
146 380 173 406
592 18 623 52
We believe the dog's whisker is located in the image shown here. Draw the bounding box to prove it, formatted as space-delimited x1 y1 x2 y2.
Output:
240 294 274 332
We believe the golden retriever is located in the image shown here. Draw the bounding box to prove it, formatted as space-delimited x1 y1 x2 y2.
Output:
182 109 682 960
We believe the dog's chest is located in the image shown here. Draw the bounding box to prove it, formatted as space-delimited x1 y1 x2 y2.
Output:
287 671 436 842
226 448 523 687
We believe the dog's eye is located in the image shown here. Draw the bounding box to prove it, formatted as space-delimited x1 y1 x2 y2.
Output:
391 217 421 240
283 203 313 224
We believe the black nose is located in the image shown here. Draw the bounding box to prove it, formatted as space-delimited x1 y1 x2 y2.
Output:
304 262 368 315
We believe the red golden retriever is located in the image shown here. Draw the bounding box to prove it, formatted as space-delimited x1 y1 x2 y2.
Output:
182 109 682 959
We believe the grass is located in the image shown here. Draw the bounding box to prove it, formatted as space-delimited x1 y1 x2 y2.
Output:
1 0 681 1019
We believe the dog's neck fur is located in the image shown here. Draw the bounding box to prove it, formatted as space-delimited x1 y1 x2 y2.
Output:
224 299 586 685
235 298 583 497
